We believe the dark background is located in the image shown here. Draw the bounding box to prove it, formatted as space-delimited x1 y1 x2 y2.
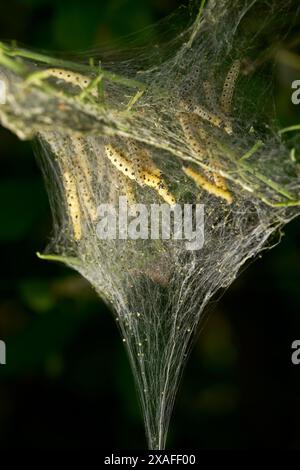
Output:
0 0 300 450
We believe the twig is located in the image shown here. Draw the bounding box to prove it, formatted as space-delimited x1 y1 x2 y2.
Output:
0 42 147 91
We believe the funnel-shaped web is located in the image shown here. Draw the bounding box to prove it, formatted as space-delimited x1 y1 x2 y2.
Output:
0 0 300 449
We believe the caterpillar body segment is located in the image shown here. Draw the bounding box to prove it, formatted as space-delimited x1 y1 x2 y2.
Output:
127 140 175 205
141 169 176 206
193 105 223 129
203 80 217 110
105 144 137 180
27 68 98 98
127 140 161 177
193 105 233 135
211 166 228 193
105 144 175 205
71 135 93 183
182 166 233 204
220 60 240 114
63 171 82 240
191 125 231 196
202 80 233 135
178 112 207 161
70 135 98 221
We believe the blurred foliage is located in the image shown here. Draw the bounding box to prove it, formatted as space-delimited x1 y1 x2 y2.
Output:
0 0 300 450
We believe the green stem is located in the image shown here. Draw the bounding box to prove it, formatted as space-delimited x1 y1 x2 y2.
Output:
290 148 297 162
79 73 103 101
216 140 296 201
238 140 264 161
36 251 81 266
186 0 207 49
0 50 26 74
260 197 300 208
0 42 147 91
279 124 300 134
126 89 145 111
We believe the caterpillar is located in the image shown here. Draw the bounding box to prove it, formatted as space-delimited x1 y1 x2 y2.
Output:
71 136 93 183
44 132 97 229
105 144 137 204
220 60 240 115
28 68 98 98
141 169 176 206
203 80 233 135
105 144 175 205
178 113 232 200
193 105 233 135
193 104 223 128
63 171 82 240
178 112 206 161
196 126 230 190
203 80 217 110
180 100 232 135
127 140 176 205
127 139 161 180
105 144 137 180
67 135 97 221
182 166 233 204
76 170 98 222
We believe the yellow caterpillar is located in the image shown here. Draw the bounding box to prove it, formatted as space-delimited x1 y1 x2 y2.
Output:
193 105 233 135
182 166 233 204
105 144 136 179
63 171 82 240
196 126 231 194
71 136 93 183
28 68 98 97
127 139 161 181
105 144 175 205
66 135 97 222
193 105 223 129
